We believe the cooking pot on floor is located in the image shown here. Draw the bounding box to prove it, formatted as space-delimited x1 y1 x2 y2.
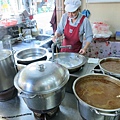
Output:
73 74 120 120
14 61 69 111
0 49 17 92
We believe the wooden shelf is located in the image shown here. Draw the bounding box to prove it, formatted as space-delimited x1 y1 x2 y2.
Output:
109 37 120 42
93 37 120 42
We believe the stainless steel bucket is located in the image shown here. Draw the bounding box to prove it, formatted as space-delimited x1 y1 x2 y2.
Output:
0 49 17 92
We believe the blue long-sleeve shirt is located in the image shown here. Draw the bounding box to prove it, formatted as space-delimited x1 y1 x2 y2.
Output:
56 12 93 43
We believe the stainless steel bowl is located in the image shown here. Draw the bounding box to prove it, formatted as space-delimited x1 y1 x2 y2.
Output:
14 47 48 65
49 52 87 73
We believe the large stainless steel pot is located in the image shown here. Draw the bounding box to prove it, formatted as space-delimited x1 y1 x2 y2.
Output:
0 49 17 91
14 61 69 111
14 47 48 65
99 57 120 78
73 74 120 120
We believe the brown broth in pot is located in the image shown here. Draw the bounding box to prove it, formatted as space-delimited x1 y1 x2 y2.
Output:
75 78 120 109
100 61 120 74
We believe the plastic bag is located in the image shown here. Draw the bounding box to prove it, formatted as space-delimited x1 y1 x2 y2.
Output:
92 22 112 40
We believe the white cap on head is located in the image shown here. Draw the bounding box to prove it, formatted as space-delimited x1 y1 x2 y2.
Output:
64 0 81 12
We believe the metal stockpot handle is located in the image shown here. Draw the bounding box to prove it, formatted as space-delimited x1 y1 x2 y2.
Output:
93 109 119 117
90 69 102 73
90 68 105 74
18 92 36 99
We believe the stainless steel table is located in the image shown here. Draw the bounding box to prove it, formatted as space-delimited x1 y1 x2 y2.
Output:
12 36 52 52
0 62 97 120
0 92 82 120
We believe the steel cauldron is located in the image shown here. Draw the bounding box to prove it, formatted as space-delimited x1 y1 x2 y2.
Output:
0 49 17 92
14 61 69 112
99 57 120 78
73 74 120 120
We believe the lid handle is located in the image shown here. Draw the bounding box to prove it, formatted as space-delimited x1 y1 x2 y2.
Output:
38 64 45 72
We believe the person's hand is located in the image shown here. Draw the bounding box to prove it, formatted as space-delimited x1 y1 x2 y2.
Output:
52 35 57 43
79 48 86 55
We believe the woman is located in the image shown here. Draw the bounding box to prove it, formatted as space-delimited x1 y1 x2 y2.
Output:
52 0 93 55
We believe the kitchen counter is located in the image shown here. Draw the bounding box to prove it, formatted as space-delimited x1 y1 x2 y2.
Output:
12 36 52 52
0 39 98 120
69 63 97 77
0 92 81 120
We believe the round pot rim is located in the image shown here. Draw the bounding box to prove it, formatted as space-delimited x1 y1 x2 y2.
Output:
73 73 120 112
0 49 12 61
49 52 87 70
14 47 48 62
98 57 120 77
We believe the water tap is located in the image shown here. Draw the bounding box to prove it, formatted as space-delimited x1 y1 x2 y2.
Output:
51 37 72 62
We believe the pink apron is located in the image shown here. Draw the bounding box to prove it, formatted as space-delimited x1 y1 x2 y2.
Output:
61 16 85 53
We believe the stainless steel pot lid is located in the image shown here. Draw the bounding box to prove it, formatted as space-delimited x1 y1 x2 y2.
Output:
14 61 69 94
0 49 12 60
